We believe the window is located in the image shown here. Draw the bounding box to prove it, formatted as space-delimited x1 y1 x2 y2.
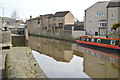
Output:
59 23 63 26
92 39 94 42
88 18 92 23
96 12 104 16
110 14 115 19
97 39 101 43
111 40 116 45
59 17 64 20
49 19 52 21
38 19 40 24
87 38 89 41
99 21 107 27
80 37 85 41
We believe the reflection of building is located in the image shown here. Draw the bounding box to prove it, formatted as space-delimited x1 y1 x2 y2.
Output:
84 53 119 78
53 51 73 62
28 36 73 62
72 44 119 78
72 44 83 57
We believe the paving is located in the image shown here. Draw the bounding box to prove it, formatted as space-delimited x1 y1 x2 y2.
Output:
0 49 10 79
5 47 47 78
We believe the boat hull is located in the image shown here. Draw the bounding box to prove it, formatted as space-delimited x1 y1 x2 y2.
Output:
76 40 120 54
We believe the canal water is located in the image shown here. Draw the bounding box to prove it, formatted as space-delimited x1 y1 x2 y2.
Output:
28 36 119 78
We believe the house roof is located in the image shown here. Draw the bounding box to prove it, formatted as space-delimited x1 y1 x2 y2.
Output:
47 14 54 18
85 1 109 11
107 1 120 8
54 11 70 17
26 17 41 21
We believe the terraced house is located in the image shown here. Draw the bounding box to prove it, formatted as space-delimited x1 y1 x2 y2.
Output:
85 1 120 37
26 16 42 35
54 11 74 29
26 11 77 37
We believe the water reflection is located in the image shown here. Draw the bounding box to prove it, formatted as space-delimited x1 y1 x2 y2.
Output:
29 36 73 62
73 44 120 78
28 36 119 78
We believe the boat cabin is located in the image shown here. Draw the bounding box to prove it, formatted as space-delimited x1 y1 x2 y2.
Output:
79 36 120 46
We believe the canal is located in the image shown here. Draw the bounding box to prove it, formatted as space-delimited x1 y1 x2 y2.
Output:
28 36 120 78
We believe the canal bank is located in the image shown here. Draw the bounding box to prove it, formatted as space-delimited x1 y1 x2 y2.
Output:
0 29 47 78
29 33 76 43
5 47 47 78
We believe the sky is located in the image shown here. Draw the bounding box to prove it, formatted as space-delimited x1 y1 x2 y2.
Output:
0 0 112 21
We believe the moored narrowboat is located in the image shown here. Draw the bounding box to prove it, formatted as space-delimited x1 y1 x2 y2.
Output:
76 36 120 50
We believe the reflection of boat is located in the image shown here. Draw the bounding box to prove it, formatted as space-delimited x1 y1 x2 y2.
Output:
72 44 120 78
76 36 120 50
73 44 120 64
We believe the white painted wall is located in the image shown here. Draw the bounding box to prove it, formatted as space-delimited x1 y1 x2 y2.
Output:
72 30 85 38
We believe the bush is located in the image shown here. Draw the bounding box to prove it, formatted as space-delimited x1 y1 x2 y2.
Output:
112 23 120 30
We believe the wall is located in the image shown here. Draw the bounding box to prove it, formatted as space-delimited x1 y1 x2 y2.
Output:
12 36 25 47
65 12 74 25
72 30 85 38
26 18 42 35
0 17 2 29
85 2 109 36
107 7 119 34
54 17 64 26
0 31 11 43
11 28 28 47
0 30 12 51
110 27 120 38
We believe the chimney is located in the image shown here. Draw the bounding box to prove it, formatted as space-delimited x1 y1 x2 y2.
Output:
30 15 32 19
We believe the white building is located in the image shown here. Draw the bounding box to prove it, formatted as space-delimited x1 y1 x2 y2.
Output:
85 1 120 37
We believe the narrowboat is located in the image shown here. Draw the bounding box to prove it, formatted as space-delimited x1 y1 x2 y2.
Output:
76 36 120 50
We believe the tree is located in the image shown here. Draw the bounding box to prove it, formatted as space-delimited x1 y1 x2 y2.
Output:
112 22 120 30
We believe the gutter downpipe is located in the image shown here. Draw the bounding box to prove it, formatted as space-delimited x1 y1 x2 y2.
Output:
106 7 108 38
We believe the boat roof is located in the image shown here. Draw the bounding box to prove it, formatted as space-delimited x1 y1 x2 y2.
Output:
80 36 120 40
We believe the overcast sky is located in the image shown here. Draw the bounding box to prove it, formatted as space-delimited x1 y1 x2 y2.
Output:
0 0 112 21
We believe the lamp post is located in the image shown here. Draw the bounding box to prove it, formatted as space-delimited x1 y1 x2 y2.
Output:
1 7 4 18
1 7 4 28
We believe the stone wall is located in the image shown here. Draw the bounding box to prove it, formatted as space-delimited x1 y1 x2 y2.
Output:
0 30 11 44
0 18 2 29
11 29 28 47
12 36 25 47
72 30 85 38
114 27 120 38
108 27 120 38
10 28 25 35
